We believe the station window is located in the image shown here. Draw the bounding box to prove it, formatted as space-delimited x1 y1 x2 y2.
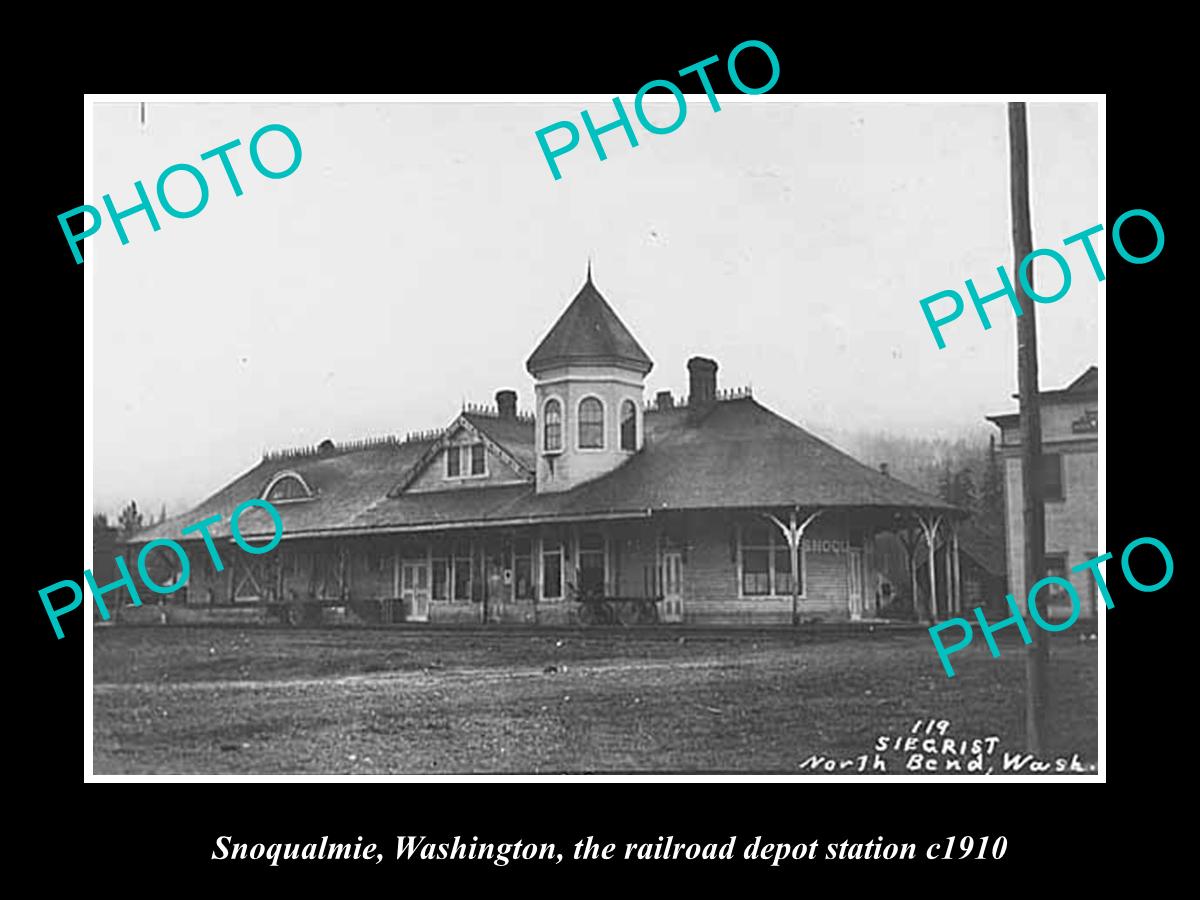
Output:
579 533 605 596
542 537 563 600
453 540 473 601
514 538 533 600
431 557 449 600
739 523 805 598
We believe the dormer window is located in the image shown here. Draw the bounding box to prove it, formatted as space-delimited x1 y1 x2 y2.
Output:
263 471 314 503
543 399 563 453
446 442 487 479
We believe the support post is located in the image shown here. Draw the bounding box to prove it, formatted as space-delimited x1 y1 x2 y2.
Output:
927 524 938 621
943 536 952 616
915 514 942 622
897 528 922 620
764 507 822 626
276 548 284 603
951 527 962 613
844 511 853 619
479 536 488 624
533 530 541 626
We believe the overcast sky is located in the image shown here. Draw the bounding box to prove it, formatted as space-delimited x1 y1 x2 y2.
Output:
93 100 1099 518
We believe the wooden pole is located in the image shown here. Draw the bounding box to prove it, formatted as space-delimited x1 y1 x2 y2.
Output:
943 536 952 615
790 509 801 626
925 519 938 621
908 533 920 620
479 536 488 624
952 527 962 614
1009 101 1049 755
898 528 921 620
276 549 284 603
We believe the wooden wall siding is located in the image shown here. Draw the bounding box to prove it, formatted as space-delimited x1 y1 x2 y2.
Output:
150 511 880 623
233 554 279 602
176 546 230 606
349 538 396 601
428 602 479 624
670 513 858 621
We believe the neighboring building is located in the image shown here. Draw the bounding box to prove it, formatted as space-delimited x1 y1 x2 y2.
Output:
986 366 1099 618
128 271 960 626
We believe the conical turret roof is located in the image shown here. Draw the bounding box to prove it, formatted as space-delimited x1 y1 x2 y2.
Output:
526 269 654 376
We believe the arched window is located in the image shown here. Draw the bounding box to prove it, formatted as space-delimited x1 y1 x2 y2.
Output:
264 472 312 503
620 399 637 451
579 397 604 449
543 399 563 452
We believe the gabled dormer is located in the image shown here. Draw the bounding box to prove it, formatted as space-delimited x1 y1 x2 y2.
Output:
387 394 536 496
526 267 653 494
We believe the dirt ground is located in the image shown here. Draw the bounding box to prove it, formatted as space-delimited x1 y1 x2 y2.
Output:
92 626 1098 775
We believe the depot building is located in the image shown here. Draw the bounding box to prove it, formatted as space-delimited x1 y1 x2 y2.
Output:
129 271 959 626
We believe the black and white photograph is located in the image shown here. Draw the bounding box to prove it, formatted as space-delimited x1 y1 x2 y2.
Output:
84 96 1102 778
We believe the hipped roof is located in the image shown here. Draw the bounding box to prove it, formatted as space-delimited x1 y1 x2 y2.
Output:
132 398 958 546
987 365 1099 428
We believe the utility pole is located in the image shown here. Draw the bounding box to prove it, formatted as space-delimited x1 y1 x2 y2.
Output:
1008 102 1049 754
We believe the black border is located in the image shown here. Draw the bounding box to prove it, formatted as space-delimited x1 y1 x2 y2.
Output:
24 27 1171 885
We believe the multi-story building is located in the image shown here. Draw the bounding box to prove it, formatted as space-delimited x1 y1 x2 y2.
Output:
986 366 1099 618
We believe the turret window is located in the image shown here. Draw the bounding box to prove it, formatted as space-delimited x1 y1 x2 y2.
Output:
579 397 604 449
544 399 563 452
620 400 637 451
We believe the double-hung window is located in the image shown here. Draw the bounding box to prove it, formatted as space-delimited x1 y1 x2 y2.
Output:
446 443 486 479
739 523 804 598
578 398 604 449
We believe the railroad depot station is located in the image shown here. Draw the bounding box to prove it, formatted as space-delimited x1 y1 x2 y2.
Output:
129 272 967 626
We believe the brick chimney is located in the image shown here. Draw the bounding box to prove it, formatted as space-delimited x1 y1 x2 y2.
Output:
495 389 517 420
687 357 718 407
879 462 890 477
655 390 674 410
